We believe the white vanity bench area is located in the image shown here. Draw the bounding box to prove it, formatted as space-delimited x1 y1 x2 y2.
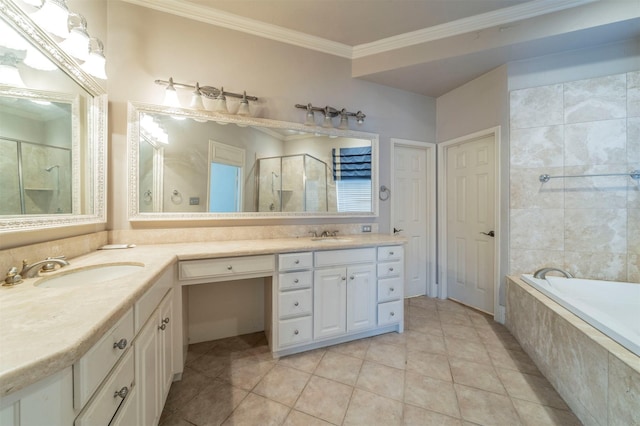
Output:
0 234 405 426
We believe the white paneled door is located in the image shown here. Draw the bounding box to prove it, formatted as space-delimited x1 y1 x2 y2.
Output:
444 134 496 314
391 140 436 298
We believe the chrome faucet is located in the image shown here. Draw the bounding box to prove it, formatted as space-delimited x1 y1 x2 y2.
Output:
320 230 330 238
20 256 70 278
533 267 573 279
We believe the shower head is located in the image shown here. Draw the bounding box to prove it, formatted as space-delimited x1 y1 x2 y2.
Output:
45 165 59 172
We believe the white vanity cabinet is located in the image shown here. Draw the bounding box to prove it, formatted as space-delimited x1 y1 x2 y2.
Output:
377 246 404 328
135 281 174 426
313 248 377 340
276 253 313 348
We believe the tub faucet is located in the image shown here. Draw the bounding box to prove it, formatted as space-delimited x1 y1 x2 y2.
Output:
20 256 69 278
533 267 573 279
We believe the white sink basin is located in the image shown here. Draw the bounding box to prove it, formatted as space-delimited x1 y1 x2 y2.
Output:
311 237 353 243
36 262 145 288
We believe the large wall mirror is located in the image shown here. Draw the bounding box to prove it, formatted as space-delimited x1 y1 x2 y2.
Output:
0 1 107 232
128 102 379 220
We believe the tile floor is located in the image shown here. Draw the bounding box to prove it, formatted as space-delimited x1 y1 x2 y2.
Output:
159 297 582 426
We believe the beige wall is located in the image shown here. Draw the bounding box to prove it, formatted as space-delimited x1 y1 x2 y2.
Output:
106 1 436 234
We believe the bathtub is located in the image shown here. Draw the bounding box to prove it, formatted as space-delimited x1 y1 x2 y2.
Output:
520 274 640 357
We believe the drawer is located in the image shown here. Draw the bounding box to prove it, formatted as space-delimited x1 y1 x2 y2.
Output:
279 289 312 319
378 300 402 326
74 308 134 409
315 247 376 267
179 255 275 281
378 277 402 302
278 316 312 347
377 245 403 262
279 252 313 271
75 349 134 426
279 270 312 291
377 261 403 279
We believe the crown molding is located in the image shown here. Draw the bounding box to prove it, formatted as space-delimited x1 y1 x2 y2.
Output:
352 0 599 58
123 0 598 60
122 0 353 58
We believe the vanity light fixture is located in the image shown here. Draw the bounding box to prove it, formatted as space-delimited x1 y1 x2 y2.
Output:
23 44 57 70
80 38 107 80
31 0 70 39
295 103 366 129
59 13 90 61
154 78 258 116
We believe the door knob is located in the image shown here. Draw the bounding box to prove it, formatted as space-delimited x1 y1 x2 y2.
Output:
480 231 495 237
393 228 403 234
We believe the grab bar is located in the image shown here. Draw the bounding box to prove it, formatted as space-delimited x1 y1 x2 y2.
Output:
539 170 640 183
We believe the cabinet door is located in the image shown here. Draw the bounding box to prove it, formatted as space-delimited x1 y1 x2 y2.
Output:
158 291 174 403
136 314 160 426
313 267 346 339
346 264 377 332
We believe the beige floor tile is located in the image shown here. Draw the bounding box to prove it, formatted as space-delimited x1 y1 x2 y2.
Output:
444 336 492 365
221 393 289 426
185 350 234 379
185 340 219 364
294 376 353 425
179 379 248 426
218 355 277 391
402 404 463 426
496 367 569 410
441 323 481 342
370 331 407 347
277 348 326 373
406 316 444 336
488 347 542 376
436 299 470 314
314 350 363 386
283 410 334 426
455 384 522 425
405 330 447 355
449 357 506 395
478 327 524 351
366 340 407 369
343 389 403 426
404 371 461 418
406 305 440 320
407 296 438 310
438 310 473 326
158 410 196 426
356 361 405 401
406 350 452 382
512 398 582 426
253 365 311 406
163 366 211 413
327 337 370 359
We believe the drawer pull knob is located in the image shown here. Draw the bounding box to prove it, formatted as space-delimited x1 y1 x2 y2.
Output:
390 251 394 255
389 267 394 272
114 386 129 399
163 317 170 324
350 275 355 280
294 329 299 335
113 338 128 350
390 312 395 317
159 323 167 331
293 279 299 283
227 265 233 270
390 287 395 292
294 301 299 307
341 276 346 281
295 259 300 264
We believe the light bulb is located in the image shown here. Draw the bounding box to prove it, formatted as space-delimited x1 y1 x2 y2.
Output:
237 91 250 116
213 87 228 113
81 39 107 79
322 112 333 128
162 77 180 107
31 0 69 39
304 104 315 126
23 45 57 71
59 15 90 61
189 83 205 110
338 110 349 130
0 55 26 87
0 19 29 50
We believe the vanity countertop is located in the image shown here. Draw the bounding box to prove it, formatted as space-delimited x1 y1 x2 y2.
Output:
0 234 405 397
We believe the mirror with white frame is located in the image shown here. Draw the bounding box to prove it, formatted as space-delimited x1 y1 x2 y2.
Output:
0 1 107 231
128 102 379 220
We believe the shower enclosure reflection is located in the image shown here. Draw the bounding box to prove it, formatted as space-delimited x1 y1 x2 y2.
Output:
257 154 328 212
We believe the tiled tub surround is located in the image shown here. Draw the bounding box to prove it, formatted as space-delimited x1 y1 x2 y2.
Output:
0 233 401 398
506 276 640 426
509 71 640 282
